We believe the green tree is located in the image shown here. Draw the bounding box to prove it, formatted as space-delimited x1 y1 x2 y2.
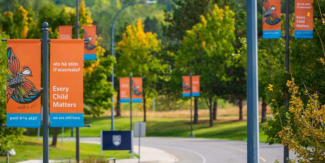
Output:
176 4 235 127
263 0 325 149
163 0 235 41
0 5 33 39
0 32 25 155
116 19 166 121
163 0 235 123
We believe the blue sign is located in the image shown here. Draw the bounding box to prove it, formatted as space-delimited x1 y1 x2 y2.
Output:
7 113 41 128
101 131 132 150
263 30 281 39
295 30 313 39
50 113 84 127
84 54 97 61
182 93 200 97
120 99 143 103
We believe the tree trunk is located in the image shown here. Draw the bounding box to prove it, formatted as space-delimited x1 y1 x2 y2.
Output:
116 87 121 117
209 97 214 127
261 100 267 123
194 97 199 123
239 99 243 120
143 94 147 122
51 128 58 147
213 101 217 120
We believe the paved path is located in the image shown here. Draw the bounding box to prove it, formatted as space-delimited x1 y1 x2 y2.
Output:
73 137 296 163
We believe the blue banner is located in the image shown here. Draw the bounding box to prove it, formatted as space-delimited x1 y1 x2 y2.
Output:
7 113 41 128
263 30 281 39
102 131 132 150
50 113 84 127
84 54 97 61
182 93 200 97
120 98 143 103
295 30 313 39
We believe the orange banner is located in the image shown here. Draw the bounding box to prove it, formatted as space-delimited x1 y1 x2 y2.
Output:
295 0 314 38
6 40 41 128
262 0 281 39
7 40 41 113
132 78 143 100
120 77 143 103
59 26 73 39
50 40 84 113
83 26 96 55
182 76 200 97
120 78 130 101
50 40 84 127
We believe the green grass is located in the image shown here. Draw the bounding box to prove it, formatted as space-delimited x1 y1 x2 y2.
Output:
28 116 268 142
0 137 133 163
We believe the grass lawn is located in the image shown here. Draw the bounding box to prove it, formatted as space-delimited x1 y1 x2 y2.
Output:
0 137 133 163
28 116 268 142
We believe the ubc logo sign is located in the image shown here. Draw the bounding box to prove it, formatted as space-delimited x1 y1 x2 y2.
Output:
102 131 131 150
113 135 121 146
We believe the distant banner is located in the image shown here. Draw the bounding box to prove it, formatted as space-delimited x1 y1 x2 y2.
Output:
182 76 200 97
295 0 314 39
6 40 41 128
50 40 84 127
119 77 143 103
59 26 72 39
83 26 97 60
262 0 281 39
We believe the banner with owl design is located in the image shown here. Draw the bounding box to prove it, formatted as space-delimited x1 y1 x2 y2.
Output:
182 76 200 97
50 40 84 127
262 0 281 39
83 26 97 60
295 0 314 39
6 40 41 128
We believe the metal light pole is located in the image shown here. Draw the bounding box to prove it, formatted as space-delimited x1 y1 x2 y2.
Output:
284 0 290 162
42 22 50 163
247 0 259 162
110 0 156 131
130 73 135 158
75 0 80 162
189 73 194 137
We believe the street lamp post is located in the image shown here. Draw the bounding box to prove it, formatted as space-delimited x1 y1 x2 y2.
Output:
110 1 156 131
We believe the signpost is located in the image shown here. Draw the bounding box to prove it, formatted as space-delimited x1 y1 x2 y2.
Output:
42 22 50 163
295 0 314 39
262 0 282 39
182 74 200 137
101 131 132 154
119 74 143 158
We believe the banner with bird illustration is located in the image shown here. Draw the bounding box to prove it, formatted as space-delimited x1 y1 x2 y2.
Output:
50 40 84 127
83 26 97 60
295 0 313 39
262 0 281 39
59 26 73 39
182 76 200 97
6 40 41 128
119 77 143 103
